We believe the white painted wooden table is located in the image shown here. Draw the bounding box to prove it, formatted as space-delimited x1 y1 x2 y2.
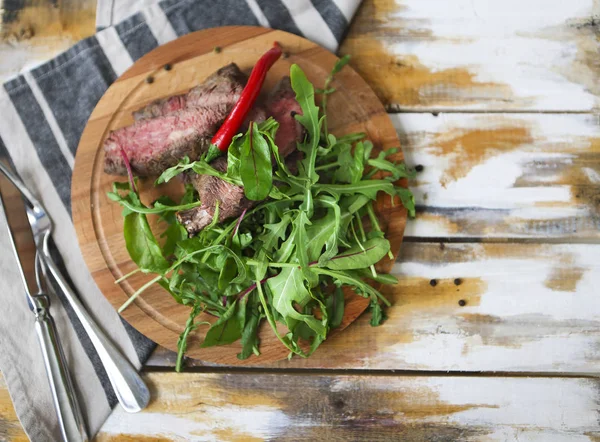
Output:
0 0 599 440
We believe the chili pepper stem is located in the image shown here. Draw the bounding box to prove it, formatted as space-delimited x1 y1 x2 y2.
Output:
205 144 222 163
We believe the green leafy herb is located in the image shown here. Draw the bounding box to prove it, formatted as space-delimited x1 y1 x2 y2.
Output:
266 266 326 340
290 63 322 216
325 287 345 329
123 212 169 273
239 122 273 200
176 303 209 372
321 54 351 140
325 237 391 270
200 301 243 348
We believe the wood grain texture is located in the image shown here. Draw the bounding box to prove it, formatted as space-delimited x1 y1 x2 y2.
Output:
0 373 28 442
149 242 600 373
341 0 600 111
395 113 600 239
71 27 406 364
96 372 600 441
0 0 96 82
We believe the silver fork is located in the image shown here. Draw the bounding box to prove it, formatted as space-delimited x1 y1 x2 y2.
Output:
0 162 150 413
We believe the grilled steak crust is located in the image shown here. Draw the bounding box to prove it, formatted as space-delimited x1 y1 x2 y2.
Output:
176 77 304 236
132 63 247 120
104 64 249 177
103 104 228 176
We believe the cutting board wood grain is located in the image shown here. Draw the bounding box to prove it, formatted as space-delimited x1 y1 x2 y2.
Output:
72 26 406 365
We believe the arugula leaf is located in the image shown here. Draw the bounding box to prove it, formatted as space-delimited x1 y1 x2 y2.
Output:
218 258 238 291
356 268 399 285
154 156 195 185
293 211 318 287
157 157 235 185
330 54 351 76
397 187 416 217
200 301 243 348
367 150 417 181
237 311 260 359
176 303 208 372
256 281 300 356
312 268 391 307
123 212 169 273
255 213 292 279
315 180 396 200
290 65 320 154
237 294 261 360
262 214 292 251
321 55 351 140
109 175 203 215
325 237 390 270
362 140 374 161
257 117 279 138
325 287 345 329
157 194 191 256
334 141 364 184
290 64 322 216
369 300 385 326
266 267 326 336
240 122 273 201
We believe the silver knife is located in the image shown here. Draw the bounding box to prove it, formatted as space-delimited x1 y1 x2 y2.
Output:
0 161 150 413
0 178 88 442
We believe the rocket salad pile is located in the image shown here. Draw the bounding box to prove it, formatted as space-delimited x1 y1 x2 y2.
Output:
108 55 415 370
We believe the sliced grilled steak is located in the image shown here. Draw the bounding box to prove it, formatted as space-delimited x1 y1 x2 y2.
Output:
104 104 229 176
176 157 255 234
132 63 247 120
176 78 304 235
266 77 303 157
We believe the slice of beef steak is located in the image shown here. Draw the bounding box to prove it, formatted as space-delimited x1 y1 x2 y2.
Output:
176 157 255 234
132 63 247 120
266 77 303 157
176 78 304 236
104 104 229 176
105 63 256 176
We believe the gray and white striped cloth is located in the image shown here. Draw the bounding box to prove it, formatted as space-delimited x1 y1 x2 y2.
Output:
0 0 361 440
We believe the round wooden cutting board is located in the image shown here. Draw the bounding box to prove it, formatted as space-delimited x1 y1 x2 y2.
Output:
72 26 407 365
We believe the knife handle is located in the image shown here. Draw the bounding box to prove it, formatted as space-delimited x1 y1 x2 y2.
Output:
44 254 150 413
33 294 89 442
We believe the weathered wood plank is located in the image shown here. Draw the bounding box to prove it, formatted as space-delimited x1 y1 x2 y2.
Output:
4 0 600 113
97 372 600 441
148 242 600 373
342 0 600 111
0 0 96 81
0 373 28 442
394 112 600 239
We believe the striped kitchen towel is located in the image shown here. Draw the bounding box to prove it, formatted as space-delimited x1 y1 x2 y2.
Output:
0 0 362 440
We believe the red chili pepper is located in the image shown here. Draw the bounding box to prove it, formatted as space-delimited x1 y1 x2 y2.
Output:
206 42 283 161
